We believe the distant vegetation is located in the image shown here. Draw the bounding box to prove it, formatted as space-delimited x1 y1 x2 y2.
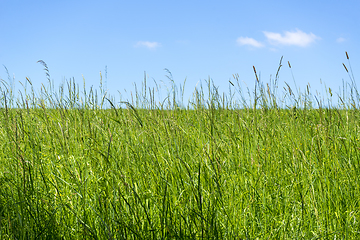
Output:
0 53 359 239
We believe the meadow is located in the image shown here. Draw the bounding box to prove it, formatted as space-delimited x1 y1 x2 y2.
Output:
0 56 359 239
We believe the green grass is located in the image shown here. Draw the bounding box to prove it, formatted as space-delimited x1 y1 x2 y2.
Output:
0 56 360 239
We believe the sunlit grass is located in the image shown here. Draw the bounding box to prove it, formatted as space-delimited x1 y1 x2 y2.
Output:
0 53 359 239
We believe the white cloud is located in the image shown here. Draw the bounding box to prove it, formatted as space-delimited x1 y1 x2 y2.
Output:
263 29 320 47
135 41 161 49
236 37 264 48
336 37 346 43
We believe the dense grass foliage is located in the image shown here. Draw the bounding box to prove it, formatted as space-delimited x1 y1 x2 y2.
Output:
1 100 360 239
0 56 360 238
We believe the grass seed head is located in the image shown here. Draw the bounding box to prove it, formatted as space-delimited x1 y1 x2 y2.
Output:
253 66 259 82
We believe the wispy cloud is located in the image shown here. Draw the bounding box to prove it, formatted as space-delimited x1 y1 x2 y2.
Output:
336 37 346 43
263 29 320 47
135 41 161 49
236 37 264 48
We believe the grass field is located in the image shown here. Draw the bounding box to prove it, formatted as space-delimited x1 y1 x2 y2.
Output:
0 57 360 239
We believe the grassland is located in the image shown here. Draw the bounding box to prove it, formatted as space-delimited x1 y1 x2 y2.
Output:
0 57 359 239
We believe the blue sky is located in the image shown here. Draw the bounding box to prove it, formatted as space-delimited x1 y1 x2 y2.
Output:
1 0 359 106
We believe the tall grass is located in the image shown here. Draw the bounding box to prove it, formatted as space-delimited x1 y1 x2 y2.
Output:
0 53 359 239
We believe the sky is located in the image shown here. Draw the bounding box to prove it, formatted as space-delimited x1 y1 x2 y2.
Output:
1 0 359 107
